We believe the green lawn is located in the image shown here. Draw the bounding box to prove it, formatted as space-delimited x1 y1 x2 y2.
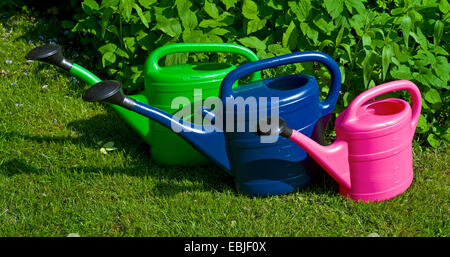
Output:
0 13 448 237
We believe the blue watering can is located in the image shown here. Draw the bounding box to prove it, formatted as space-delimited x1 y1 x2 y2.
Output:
82 51 341 196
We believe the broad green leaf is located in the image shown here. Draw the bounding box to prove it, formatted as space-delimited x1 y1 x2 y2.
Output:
107 25 120 38
348 15 364 36
103 141 115 148
267 0 284 10
424 88 441 104
221 0 238 10
409 28 428 50
98 43 117 54
362 52 375 87
123 37 137 54
238 36 266 50
433 45 449 55
320 40 335 51
217 12 235 26
393 43 409 63
177 0 198 30
343 91 350 106
208 27 231 36
300 22 318 44
416 114 429 133
339 66 345 84
121 0 134 20
313 17 335 35
433 20 444 45
204 0 219 19
268 44 290 55
434 56 450 82
391 8 403 15
382 44 394 80
199 19 223 28
133 3 149 28
344 0 367 14
282 21 297 50
339 43 352 60
427 133 440 147
182 30 205 42
390 64 412 80
242 0 259 19
115 48 129 58
415 70 448 89
82 0 100 14
399 15 411 47
335 25 345 48
165 53 189 66
288 0 311 21
131 70 143 84
101 0 119 9
206 34 223 43
439 0 450 13
102 52 116 67
362 33 372 53
155 14 182 37
138 0 157 9
323 0 343 19
247 18 267 35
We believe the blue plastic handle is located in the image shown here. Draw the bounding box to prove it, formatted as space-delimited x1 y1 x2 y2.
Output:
219 51 342 115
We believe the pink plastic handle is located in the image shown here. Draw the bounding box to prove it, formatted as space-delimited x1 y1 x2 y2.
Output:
343 80 422 130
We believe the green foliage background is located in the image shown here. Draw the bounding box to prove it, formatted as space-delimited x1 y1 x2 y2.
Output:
64 0 449 147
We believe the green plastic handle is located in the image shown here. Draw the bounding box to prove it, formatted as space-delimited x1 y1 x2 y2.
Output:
147 43 261 81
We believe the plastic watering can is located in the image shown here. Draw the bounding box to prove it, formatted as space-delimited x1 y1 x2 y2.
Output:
25 43 260 167
119 43 261 166
258 80 422 201
80 51 341 196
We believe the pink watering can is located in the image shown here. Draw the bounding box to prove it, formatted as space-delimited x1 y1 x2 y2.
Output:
257 80 422 202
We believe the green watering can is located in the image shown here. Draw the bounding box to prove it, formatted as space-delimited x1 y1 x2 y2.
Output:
26 43 260 166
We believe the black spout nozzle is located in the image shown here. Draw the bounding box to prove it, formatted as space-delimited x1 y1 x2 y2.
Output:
82 80 135 110
25 44 73 71
256 117 292 138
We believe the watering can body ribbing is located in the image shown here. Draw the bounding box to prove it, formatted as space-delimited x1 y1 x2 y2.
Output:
278 80 422 202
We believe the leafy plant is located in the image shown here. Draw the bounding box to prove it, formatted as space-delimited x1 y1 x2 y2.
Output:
67 0 449 147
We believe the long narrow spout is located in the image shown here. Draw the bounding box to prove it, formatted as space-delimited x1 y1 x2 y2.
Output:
289 130 351 189
132 102 231 172
83 80 231 172
257 117 351 189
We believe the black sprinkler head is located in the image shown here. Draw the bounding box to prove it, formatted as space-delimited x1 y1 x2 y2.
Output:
83 80 135 110
256 117 292 138
25 44 72 71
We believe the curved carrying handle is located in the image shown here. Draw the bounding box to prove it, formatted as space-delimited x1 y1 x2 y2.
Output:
343 80 422 130
220 51 342 115
147 43 260 81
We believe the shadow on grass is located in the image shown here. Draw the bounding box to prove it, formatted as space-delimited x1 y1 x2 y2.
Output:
0 158 235 196
0 109 237 195
0 157 338 197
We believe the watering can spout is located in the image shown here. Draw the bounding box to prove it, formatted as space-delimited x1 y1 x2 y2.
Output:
25 44 73 71
257 117 351 189
83 81 231 172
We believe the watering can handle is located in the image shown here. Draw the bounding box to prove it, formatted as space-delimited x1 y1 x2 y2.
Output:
343 80 422 130
146 43 260 81
220 51 342 115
